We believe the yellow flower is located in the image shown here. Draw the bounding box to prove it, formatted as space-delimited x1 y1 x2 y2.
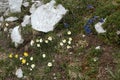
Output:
21 59 26 64
9 53 13 58
24 52 28 57
15 54 18 58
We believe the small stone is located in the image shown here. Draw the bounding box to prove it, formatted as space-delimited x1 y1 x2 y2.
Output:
21 15 31 27
11 26 24 47
15 68 23 78
5 17 18 22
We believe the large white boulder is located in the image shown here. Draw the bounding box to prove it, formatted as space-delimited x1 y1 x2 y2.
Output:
29 1 43 14
31 0 68 33
8 0 23 13
11 26 24 47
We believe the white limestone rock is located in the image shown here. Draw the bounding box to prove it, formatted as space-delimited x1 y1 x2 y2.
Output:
11 26 24 47
0 16 4 22
95 19 106 33
29 1 43 14
0 0 9 13
23 2 29 7
31 0 68 33
21 15 31 27
5 17 18 22
8 0 23 13
15 68 23 78
4 9 10 16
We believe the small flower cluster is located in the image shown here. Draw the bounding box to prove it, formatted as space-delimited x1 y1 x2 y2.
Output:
59 31 73 49
30 36 53 47
84 16 104 34
8 52 35 71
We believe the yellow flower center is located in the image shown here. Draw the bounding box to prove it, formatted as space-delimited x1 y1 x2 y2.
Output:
15 54 18 58
9 54 13 58
24 52 28 57
21 59 26 64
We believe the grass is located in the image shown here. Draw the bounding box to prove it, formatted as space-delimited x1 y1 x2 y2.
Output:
0 0 120 80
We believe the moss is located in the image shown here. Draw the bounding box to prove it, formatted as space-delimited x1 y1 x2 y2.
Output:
102 10 120 44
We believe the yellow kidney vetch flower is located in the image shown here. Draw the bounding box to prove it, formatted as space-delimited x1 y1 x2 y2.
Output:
9 53 13 58
15 54 18 58
21 59 26 64
23 52 28 57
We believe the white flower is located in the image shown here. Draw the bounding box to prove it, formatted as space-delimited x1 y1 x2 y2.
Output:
30 57 33 61
67 31 71 35
4 27 8 32
26 63 29 65
36 39 39 42
19 57 23 60
42 54 46 58
48 36 52 41
47 62 52 67
30 40 34 46
67 45 71 49
69 37 72 41
116 31 120 35
52 59 55 62
54 77 57 80
37 44 40 47
68 41 71 44
39 38 43 43
82 34 86 38
30 68 32 71
60 42 64 46
45 40 49 43
95 46 100 50
5 23 9 26
93 57 98 62
62 39 66 43
31 64 35 68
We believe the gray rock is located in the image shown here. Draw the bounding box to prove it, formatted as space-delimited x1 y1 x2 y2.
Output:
0 0 9 14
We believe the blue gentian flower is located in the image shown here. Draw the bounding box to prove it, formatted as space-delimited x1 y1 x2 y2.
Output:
87 19 93 24
84 24 91 34
87 5 94 9
64 23 69 28
93 16 99 19
99 18 104 23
